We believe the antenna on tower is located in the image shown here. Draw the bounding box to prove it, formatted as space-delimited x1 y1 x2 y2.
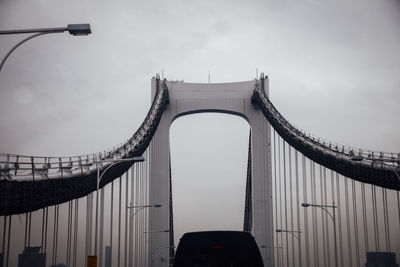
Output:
208 70 210 83
162 68 164 79
256 68 258 79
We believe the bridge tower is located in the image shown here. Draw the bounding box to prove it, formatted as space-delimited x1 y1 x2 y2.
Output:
148 75 273 266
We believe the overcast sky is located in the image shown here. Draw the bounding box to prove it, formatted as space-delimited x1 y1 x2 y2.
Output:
1 0 400 249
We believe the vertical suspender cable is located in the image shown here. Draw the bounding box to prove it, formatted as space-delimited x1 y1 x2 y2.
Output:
100 187 105 267
85 195 90 260
139 161 143 266
2 216 6 257
372 185 379 251
143 159 147 266
320 166 327 267
45 207 48 253
129 166 135 266
88 193 92 256
147 149 151 267
52 204 59 266
323 167 330 267
278 136 283 266
6 216 11 267
137 166 140 267
88 193 92 255
67 201 72 267
273 131 279 267
135 166 139 267
52 205 56 265
382 188 390 251
110 181 114 267
351 180 360 266
336 173 344 267
56 204 60 264
41 209 45 253
344 177 352 266
1 217 5 267
118 176 122 267
361 182 369 252
143 158 147 266
311 161 319 266
124 172 129 267
283 142 289 267
73 199 79 267
330 170 336 267
302 155 310 267
137 161 141 266
288 146 295 267
2 216 6 267
141 161 145 266
295 151 302 267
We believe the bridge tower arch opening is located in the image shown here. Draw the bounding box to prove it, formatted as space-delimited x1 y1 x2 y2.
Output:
148 76 273 267
170 113 250 240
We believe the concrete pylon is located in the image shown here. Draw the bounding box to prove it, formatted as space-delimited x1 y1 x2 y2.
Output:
148 75 273 267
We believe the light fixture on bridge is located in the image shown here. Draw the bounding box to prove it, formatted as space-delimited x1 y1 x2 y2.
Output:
301 202 338 267
0 24 91 72
349 155 400 182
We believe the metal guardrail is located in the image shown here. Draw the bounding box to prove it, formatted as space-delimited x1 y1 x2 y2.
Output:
0 77 170 182
252 78 400 190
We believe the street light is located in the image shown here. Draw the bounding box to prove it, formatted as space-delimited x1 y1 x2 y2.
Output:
127 203 162 217
276 229 302 267
94 156 145 256
350 155 400 182
302 202 338 267
275 229 302 240
0 24 91 72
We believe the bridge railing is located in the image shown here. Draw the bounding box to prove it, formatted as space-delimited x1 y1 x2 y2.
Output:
253 78 400 190
0 77 170 183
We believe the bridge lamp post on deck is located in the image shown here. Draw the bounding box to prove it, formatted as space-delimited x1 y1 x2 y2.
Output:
276 229 302 267
127 203 162 217
301 202 338 267
0 24 91 73
275 229 302 241
94 156 145 257
350 155 400 182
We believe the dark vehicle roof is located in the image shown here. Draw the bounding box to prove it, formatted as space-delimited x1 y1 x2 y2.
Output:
173 231 264 267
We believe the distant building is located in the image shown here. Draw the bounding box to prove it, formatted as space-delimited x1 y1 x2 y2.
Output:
18 247 46 267
366 252 398 267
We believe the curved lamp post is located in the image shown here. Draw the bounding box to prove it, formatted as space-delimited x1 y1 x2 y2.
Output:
0 24 91 72
127 203 162 217
276 229 302 267
302 202 338 267
276 229 302 240
94 156 145 256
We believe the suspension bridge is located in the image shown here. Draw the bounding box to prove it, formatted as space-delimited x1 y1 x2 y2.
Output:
0 74 399 267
